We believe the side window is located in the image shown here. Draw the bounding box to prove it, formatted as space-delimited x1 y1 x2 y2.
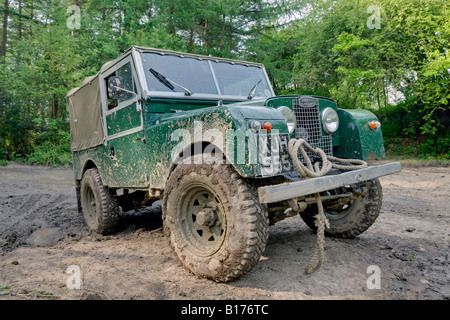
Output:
106 62 137 110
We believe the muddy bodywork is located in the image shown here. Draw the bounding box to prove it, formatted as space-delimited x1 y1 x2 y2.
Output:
66 46 404 282
67 46 392 206
71 99 289 189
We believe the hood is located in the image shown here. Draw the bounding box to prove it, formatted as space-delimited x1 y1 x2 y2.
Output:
228 99 285 121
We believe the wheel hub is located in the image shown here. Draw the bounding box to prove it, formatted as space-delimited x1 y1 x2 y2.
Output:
196 208 218 227
173 185 227 257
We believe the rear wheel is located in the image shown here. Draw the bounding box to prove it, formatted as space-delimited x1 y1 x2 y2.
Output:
80 168 119 235
300 179 383 238
163 157 269 282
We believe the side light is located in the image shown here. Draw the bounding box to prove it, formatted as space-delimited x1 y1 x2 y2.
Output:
369 121 381 130
263 122 272 133
251 120 262 133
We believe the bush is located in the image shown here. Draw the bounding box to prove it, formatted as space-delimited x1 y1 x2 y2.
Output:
25 119 72 166
0 142 7 160
26 140 72 166
375 103 419 139
417 137 450 159
376 103 450 159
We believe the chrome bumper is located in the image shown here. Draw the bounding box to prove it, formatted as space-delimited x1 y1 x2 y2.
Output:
258 162 402 204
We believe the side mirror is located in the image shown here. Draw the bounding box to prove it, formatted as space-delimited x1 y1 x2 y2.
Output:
107 76 126 99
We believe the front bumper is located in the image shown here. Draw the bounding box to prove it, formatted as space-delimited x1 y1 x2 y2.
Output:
258 162 401 204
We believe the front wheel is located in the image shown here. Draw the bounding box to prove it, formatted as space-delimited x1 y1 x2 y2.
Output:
300 179 383 238
162 158 269 282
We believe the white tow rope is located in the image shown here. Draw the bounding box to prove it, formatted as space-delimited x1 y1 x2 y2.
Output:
287 139 368 274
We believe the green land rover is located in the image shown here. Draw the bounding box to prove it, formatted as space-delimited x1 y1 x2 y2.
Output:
67 46 401 282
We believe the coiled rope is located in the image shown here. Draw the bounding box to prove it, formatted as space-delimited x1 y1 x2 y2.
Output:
287 139 368 274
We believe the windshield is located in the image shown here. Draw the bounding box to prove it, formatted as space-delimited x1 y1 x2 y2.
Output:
141 52 273 99
211 62 271 98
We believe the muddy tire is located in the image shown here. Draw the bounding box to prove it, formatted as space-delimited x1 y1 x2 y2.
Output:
162 157 269 282
300 179 383 238
80 168 119 235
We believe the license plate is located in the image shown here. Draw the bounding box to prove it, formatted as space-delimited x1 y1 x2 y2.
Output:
259 133 292 177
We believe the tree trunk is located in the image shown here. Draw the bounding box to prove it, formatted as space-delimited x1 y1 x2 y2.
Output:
376 81 381 109
204 18 208 49
51 93 58 120
382 83 388 107
220 14 225 51
29 0 34 37
18 0 23 39
1 0 10 58
188 27 194 51
167 5 175 34
228 14 233 53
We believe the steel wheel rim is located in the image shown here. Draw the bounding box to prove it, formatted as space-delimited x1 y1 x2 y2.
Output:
83 186 98 229
177 184 227 257
324 185 366 221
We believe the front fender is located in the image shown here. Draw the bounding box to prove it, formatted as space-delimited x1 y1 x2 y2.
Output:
334 109 386 160
146 104 289 189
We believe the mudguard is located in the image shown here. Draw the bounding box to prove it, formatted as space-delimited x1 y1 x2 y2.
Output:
334 109 386 160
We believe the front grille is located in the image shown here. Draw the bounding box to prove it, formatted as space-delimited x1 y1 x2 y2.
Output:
292 97 332 162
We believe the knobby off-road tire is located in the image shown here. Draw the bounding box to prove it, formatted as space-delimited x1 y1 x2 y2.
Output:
80 168 119 235
163 157 269 282
300 179 383 238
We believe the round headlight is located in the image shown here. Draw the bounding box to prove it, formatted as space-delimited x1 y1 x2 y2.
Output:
321 108 339 134
277 106 296 134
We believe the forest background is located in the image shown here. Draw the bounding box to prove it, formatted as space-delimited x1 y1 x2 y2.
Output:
0 0 449 166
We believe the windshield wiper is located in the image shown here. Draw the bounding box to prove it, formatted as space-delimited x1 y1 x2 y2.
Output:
149 68 193 96
247 79 262 100
150 68 174 91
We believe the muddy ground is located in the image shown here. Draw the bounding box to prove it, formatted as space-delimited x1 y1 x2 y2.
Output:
0 161 448 300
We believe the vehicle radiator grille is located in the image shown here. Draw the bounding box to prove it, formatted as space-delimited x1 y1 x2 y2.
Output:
292 97 332 162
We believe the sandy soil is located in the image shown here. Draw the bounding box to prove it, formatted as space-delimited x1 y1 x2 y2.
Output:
0 161 448 300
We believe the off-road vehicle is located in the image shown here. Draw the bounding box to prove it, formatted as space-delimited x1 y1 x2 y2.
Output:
67 46 401 282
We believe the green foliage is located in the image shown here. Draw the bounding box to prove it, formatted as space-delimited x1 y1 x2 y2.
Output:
375 102 449 159
281 0 449 158
374 103 419 139
25 119 72 166
26 140 72 166
0 140 6 160
0 0 448 163
1 0 294 165
417 137 450 159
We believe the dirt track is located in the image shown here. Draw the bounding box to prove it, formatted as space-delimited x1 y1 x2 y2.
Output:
0 162 449 300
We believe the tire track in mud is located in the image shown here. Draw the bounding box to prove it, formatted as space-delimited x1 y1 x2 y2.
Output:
0 163 449 300
0 192 83 253
366 234 450 299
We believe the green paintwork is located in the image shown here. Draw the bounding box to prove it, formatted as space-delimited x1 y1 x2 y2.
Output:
264 96 387 160
106 103 141 135
70 49 386 192
334 108 386 160
72 97 290 189
265 95 341 146
143 99 289 189
73 94 386 190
